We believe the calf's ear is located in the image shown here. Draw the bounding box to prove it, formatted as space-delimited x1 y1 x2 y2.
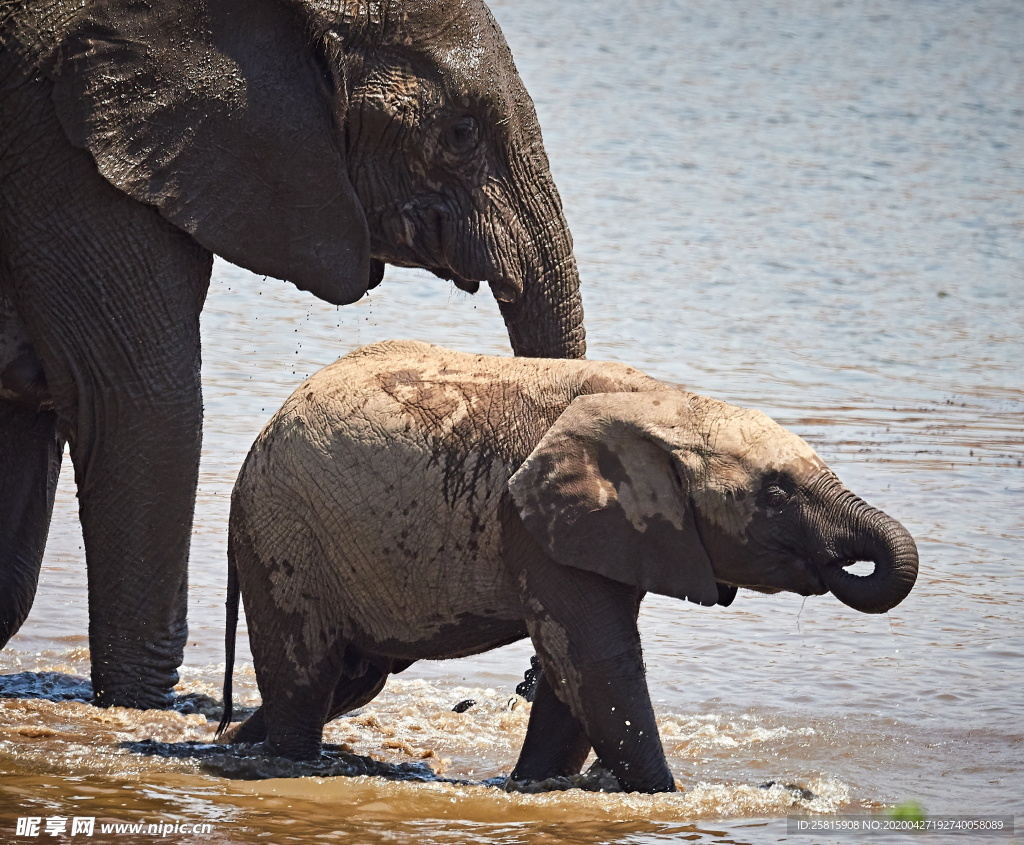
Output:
508 392 719 606
50 0 370 305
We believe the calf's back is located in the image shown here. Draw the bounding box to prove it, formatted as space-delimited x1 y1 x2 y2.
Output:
229 340 661 657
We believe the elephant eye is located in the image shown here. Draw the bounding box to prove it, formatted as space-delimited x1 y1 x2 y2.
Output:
443 115 481 154
762 484 791 509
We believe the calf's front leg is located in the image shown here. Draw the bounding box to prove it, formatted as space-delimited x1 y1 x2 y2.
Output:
511 670 591 781
515 556 675 793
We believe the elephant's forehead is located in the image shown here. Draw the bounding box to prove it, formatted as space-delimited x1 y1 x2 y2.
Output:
705 405 822 475
405 0 532 128
685 405 824 538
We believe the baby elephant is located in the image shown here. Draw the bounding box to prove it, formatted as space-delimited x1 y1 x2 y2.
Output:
218 340 918 793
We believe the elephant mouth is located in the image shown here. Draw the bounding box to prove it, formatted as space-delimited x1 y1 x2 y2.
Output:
429 266 524 305
743 584 784 595
722 555 831 597
429 266 482 294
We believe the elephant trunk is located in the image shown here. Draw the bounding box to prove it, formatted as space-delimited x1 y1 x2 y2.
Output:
497 155 586 360
814 477 919 614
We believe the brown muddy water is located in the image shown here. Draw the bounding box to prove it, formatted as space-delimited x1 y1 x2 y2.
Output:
2 0 1022 842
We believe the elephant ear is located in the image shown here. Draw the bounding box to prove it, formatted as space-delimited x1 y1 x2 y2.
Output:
49 0 370 305
508 391 720 607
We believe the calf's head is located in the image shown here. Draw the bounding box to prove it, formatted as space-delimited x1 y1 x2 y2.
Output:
509 391 918 614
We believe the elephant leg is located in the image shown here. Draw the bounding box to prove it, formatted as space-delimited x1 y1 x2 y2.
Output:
511 670 591 781
221 667 387 748
0 401 63 647
244 616 347 759
1 78 214 707
515 553 674 794
57 230 209 711
325 666 389 724
222 706 268 745
261 664 343 760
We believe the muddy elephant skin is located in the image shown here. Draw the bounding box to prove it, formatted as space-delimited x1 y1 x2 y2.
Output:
221 341 919 793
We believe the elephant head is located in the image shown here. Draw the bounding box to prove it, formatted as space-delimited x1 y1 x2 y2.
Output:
510 391 918 614
41 0 585 358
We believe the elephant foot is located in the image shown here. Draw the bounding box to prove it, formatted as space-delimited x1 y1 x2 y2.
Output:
218 737 323 764
504 761 624 794
91 668 180 710
219 706 268 745
92 686 176 710
90 652 184 710
267 737 325 762
88 602 188 710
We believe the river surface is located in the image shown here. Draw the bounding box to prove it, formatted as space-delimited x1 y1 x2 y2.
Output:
2 0 1022 842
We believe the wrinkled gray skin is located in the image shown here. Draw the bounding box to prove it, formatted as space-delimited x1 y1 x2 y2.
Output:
220 341 918 794
0 0 585 708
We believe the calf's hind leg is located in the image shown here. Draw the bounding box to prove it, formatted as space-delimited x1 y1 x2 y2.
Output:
225 665 388 747
258 656 347 760
325 666 388 723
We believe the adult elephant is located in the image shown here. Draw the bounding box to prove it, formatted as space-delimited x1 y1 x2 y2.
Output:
0 0 585 708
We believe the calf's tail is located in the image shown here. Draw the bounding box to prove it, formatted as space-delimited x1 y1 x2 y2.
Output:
215 531 240 739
